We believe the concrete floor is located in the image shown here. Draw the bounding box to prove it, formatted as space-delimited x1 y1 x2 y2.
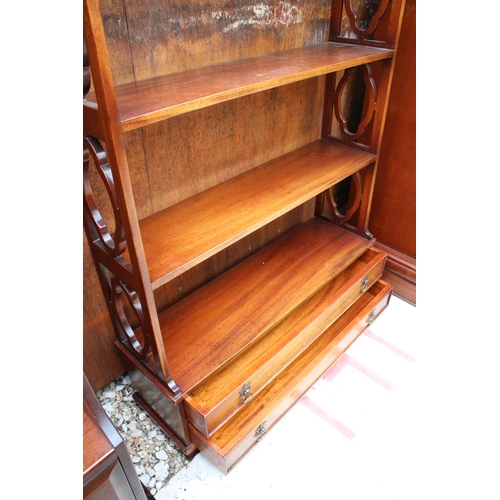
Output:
156 295 500 500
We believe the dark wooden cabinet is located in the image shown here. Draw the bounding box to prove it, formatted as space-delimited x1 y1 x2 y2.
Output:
83 0 407 473
371 0 416 305
83 373 150 500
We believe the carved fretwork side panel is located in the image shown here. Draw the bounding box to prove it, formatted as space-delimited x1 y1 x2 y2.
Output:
330 0 404 48
316 0 405 238
324 0 405 152
83 138 142 349
326 62 380 151
315 164 376 238
83 136 181 393
339 0 391 40
83 28 181 399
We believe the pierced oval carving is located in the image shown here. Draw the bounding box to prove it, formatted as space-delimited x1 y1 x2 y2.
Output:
111 278 153 362
327 172 363 222
83 135 126 257
334 64 377 141
344 0 390 39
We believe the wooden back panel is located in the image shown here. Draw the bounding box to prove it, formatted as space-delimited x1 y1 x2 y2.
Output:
101 0 332 82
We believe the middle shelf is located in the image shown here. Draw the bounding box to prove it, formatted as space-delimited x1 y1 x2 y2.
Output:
133 139 376 289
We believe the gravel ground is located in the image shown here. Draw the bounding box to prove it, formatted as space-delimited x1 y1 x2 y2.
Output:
96 373 191 497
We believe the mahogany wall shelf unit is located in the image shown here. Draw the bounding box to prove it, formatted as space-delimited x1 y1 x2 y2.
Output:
83 0 407 473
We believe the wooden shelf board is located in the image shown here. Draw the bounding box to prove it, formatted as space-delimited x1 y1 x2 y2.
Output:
153 217 374 397
137 139 376 289
115 43 393 131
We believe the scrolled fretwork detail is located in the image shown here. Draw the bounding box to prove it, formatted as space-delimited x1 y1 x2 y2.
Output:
83 135 127 258
326 172 363 223
341 0 390 40
95 262 181 398
111 277 153 362
334 63 377 144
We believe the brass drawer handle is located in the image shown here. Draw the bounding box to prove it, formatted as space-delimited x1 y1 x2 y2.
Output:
361 275 369 293
239 382 253 404
367 309 376 325
254 421 267 442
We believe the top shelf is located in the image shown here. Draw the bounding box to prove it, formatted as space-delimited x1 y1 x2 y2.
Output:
110 42 393 131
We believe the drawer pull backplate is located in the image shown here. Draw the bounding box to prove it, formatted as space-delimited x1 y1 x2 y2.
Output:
239 382 253 404
361 275 369 293
367 309 376 325
255 421 267 442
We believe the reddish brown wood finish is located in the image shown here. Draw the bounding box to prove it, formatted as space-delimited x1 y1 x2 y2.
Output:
83 412 114 480
376 242 416 305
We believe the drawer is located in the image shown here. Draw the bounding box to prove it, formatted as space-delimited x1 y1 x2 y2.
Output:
189 279 393 474
184 248 386 438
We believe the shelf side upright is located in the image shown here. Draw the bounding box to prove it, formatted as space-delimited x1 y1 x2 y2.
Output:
83 0 180 400
316 0 407 238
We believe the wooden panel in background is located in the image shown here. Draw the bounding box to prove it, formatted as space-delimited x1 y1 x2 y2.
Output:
84 237 126 392
102 0 332 79
140 78 325 215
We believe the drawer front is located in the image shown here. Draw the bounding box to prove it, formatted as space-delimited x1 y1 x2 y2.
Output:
185 248 387 438
189 280 393 474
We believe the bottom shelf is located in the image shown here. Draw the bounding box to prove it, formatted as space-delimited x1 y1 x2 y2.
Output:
189 279 393 474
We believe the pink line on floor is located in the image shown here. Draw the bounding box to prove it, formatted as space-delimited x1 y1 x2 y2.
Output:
364 330 415 362
322 354 350 382
300 395 355 440
323 354 393 390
